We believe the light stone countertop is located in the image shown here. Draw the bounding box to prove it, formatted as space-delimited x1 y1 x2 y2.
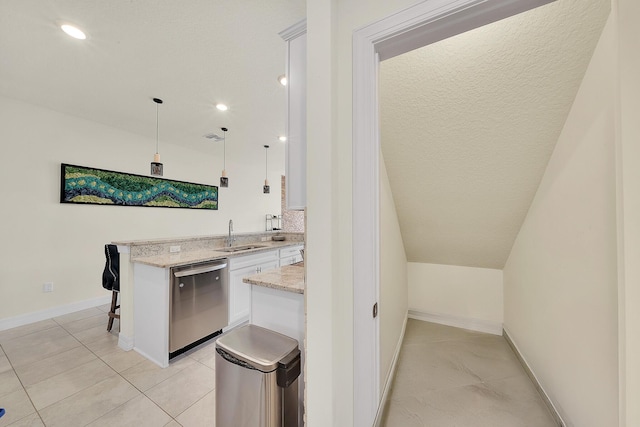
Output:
130 241 302 268
113 232 303 247
243 262 305 294
113 234 222 247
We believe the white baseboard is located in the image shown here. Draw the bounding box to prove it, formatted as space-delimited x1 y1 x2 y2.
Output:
408 309 503 335
118 333 134 351
374 313 408 427
133 346 167 369
503 327 565 427
0 295 112 331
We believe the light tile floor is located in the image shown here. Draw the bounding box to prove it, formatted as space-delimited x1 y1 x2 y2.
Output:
0 305 216 427
382 319 559 427
1 310 559 427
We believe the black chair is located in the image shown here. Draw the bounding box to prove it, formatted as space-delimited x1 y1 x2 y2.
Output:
102 244 120 332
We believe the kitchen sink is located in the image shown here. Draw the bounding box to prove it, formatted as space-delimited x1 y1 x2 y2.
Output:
218 244 267 253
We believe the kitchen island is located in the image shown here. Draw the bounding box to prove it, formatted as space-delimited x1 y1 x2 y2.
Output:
243 262 305 293
243 262 304 348
243 261 305 344
111 232 303 367
243 262 305 426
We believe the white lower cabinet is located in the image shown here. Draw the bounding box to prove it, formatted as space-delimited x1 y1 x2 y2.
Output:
227 250 279 329
133 263 171 368
250 275 305 426
279 244 304 266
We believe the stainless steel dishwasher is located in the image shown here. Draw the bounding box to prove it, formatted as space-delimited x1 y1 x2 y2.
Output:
169 259 228 358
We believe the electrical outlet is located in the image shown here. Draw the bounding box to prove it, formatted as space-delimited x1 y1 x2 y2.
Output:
170 245 181 253
43 282 54 293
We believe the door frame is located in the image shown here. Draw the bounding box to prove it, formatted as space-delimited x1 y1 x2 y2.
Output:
351 0 555 425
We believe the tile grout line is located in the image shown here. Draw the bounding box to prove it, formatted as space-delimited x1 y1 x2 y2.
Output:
0 341 46 426
3 307 215 427
54 317 163 427
54 307 144 426
138 349 217 424
37 317 118 426
0 308 123 426
51 316 178 427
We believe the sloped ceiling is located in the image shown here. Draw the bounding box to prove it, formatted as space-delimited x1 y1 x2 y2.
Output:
380 0 610 269
0 0 305 154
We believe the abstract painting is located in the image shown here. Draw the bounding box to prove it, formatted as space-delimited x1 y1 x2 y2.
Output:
60 163 218 210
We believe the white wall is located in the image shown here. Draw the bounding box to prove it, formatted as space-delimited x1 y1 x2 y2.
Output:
379 155 408 392
617 0 640 424
305 0 419 424
503 15 618 427
303 1 640 426
408 263 502 333
0 95 283 322
305 0 426 424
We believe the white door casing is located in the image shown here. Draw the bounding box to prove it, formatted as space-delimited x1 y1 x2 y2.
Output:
352 0 554 425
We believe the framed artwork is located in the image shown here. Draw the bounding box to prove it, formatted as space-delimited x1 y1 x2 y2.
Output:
60 163 218 210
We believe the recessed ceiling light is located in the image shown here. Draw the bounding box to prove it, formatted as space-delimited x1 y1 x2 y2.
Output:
61 24 86 40
278 75 288 86
216 103 229 111
279 136 287 142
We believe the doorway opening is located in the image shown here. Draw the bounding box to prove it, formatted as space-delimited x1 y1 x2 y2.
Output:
352 1 556 425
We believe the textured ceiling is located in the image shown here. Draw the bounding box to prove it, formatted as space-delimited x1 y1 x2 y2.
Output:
380 0 610 269
0 0 305 154
1 0 611 269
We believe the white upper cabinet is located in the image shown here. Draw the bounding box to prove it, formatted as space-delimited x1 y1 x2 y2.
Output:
280 20 306 210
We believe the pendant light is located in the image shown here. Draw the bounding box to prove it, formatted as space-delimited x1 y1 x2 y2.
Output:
263 144 270 194
219 127 229 187
150 97 164 176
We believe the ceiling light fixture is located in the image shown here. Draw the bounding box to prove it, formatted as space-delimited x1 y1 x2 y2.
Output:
278 75 288 86
150 98 164 177
263 145 270 194
220 127 229 188
60 24 86 40
216 103 229 111
203 133 223 141
278 136 287 142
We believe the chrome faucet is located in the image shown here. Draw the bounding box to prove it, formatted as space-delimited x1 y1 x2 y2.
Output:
226 219 236 247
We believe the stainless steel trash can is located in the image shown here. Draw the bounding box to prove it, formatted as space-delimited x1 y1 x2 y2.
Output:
215 324 301 427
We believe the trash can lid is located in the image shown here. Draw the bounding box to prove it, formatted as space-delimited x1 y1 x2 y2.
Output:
216 324 299 372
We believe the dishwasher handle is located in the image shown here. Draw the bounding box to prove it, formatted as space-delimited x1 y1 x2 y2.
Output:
173 262 227 278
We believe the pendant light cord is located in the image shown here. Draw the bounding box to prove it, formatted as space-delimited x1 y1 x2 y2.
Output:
155 103 159 154
223 130 226 170
264 145 269 179
152 98 163 155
